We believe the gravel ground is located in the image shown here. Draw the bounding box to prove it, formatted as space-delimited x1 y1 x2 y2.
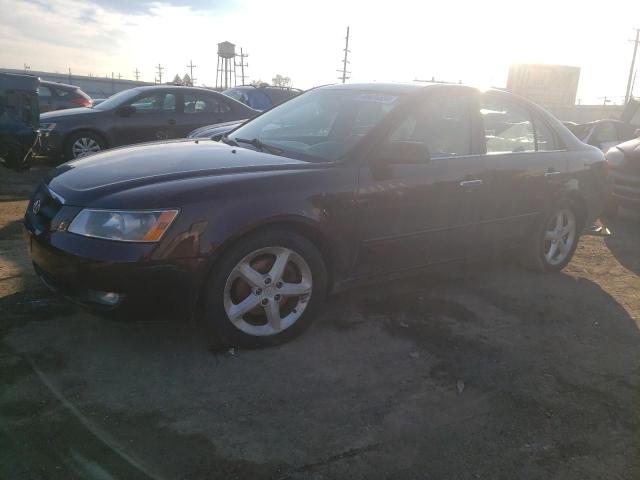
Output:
1 163 639 480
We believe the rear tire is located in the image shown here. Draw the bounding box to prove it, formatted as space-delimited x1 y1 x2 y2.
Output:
202 229 327 348
521 200 581 272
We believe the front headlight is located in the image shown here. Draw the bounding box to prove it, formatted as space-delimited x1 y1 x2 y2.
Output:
39 122 56 132
604 147 625 169
67 209 179 242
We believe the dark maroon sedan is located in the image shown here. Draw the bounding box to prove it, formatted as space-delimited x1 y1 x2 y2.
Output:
24 83 607 347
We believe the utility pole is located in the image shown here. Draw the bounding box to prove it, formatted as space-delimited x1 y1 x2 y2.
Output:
625 28 640 103
156 63 164 84
186 60 197 85
68 67 72 85
23 63 30 74
133 68 140 81
235 49 248 85
337 27 351 83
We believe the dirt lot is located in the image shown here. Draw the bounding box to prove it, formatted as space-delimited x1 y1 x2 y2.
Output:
1 163 639 480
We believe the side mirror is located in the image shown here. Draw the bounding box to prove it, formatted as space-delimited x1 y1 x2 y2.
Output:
371 141 430 165
117 105 136 117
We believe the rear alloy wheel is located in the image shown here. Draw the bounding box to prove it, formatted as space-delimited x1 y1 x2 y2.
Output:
203 230 327 347
522 202 580 272
543 208 577 266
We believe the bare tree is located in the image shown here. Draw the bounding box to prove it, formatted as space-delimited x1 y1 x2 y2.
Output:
172 74 183 85
272 74 291 87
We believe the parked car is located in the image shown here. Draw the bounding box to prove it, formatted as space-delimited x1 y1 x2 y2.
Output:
0 72 39 170
38 80 92 112
24 83 607 348
187 119 246 139
568 119 638 152
603 137 640 215
223 85 302 111
37 85 258 162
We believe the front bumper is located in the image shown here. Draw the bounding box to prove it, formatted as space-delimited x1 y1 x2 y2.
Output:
24 225 208 317
35 131 63 157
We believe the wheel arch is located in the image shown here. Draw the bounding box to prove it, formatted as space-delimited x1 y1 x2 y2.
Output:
63 128 109 152
193 216 337 314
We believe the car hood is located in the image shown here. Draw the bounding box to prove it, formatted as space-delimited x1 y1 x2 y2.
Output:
187 120 245 139
46 139 312 203
40 107 96 120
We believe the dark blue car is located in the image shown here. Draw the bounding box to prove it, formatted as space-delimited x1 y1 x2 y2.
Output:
223 85 302 111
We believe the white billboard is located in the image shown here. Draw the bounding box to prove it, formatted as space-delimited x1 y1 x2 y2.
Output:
507 64 581 107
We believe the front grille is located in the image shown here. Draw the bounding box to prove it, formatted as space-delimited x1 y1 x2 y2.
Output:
26 184 64 234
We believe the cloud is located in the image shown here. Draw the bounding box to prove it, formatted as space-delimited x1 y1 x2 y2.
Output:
88 0 233 14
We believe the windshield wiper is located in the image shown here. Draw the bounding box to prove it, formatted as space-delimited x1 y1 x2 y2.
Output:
234 137 283 155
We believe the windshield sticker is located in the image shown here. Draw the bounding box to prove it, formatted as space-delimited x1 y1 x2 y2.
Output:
355 93 398 104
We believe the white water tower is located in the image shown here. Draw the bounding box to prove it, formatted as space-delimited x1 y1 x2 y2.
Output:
216 41 237 89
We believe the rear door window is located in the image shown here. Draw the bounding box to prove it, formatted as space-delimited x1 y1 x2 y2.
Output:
481 96 535 154
183 92 231 114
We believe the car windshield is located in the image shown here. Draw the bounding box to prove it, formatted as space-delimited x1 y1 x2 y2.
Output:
92 89 140 110
229 88 403 162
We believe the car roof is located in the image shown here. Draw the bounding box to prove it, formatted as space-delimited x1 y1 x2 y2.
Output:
317 82 426 95
132 85 222 94
0 72 39 90
40 80 80 90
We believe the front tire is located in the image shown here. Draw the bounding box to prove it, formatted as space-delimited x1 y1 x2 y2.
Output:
522 201 581 272
64 131 105 161
202 229 327 348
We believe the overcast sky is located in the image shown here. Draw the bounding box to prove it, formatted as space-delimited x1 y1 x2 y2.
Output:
1 0 639 103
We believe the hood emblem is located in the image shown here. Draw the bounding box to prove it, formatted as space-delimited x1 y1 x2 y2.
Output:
32 199 41 215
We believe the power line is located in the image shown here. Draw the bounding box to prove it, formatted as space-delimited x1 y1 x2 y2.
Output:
156 63 164 84
625 28 639 103
186 60 197 85
337 26 351 83
235 48 248 85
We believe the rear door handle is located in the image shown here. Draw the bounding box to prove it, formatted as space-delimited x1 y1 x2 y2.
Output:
459 179 484 187
168 118 176 125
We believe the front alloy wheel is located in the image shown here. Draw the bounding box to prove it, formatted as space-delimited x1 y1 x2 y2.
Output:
224 247 313 336
203 229 327 348
71 137 102 158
